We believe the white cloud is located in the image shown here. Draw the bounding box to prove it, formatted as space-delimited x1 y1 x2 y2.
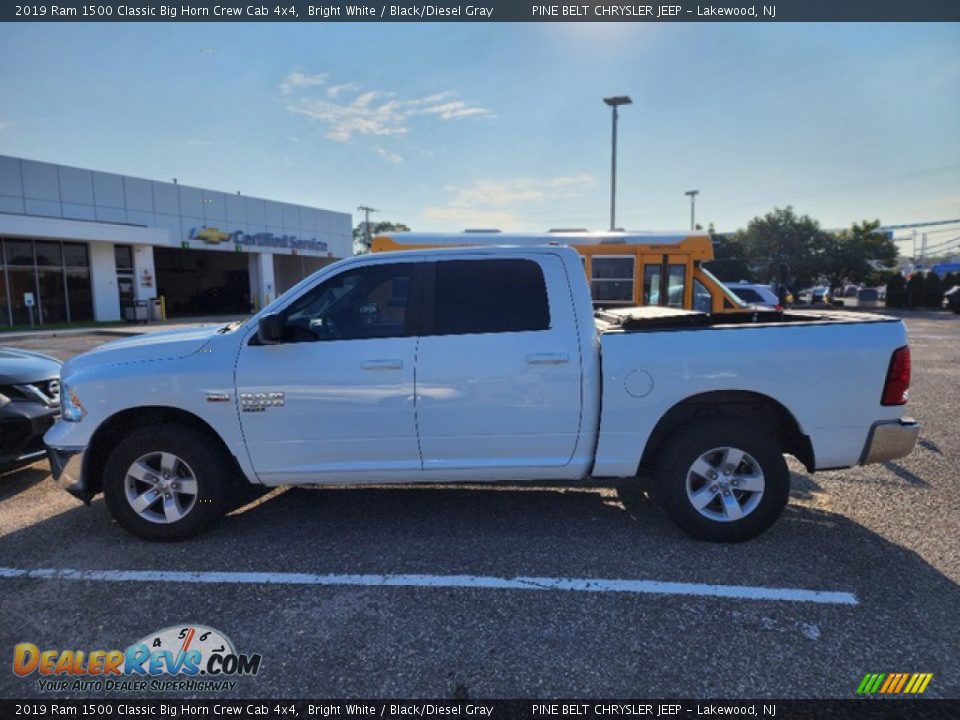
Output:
326 82 358 98
282 75 493 142
420 175 596 230
443 175 596 208
420 101 493 120
373 146 404 165
0 120 11 132
420 206 523 230
279 72 327 95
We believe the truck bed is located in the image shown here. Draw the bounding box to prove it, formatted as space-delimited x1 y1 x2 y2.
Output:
591 303 909 477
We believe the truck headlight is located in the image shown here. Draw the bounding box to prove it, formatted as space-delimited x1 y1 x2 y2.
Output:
61 383 86 422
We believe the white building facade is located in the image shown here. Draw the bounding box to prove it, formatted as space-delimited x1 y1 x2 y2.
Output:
0 155 353 326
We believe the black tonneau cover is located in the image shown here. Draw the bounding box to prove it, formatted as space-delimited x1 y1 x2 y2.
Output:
595 306 712 329
595 305 895 332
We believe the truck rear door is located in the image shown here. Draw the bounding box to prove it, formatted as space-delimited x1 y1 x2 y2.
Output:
415 254 583 475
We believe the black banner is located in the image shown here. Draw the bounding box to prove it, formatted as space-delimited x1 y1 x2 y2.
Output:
0 700 958 720
3 0 960 23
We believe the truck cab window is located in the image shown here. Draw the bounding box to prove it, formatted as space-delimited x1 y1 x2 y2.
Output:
281 263 414 342
431 259 549 335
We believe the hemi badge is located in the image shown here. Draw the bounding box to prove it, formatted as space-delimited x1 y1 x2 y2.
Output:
206 392 231 402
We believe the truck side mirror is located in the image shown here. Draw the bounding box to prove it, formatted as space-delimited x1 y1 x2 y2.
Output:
258 314 283 344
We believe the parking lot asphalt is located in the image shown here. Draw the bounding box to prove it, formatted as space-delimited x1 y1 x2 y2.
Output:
1 312 958 700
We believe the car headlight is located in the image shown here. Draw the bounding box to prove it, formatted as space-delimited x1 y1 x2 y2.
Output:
60 383 86 422
0 391 10 409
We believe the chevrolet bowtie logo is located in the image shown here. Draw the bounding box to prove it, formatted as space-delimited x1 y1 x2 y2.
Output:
192 227 231 244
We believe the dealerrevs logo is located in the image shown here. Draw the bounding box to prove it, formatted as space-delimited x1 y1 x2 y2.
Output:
13 624 262 693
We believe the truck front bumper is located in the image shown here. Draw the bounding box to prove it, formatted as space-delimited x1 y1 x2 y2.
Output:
860 418 920 465
46 445 93 504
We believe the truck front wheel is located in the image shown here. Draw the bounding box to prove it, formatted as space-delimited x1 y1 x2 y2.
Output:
102 423 230 541
652 419 790 542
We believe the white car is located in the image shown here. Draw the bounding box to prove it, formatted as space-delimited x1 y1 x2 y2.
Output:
46 246 918 543
725 282 782 309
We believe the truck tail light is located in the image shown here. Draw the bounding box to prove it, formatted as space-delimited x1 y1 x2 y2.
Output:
881 345 911 406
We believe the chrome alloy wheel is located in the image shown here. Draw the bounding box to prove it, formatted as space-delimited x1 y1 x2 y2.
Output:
684 446 765 522
123 452 198 524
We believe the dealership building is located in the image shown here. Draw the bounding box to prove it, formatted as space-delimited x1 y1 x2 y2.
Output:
0 154 353 326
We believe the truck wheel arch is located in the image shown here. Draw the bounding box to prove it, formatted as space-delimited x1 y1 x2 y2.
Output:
639 390 815 474
83 406 251 497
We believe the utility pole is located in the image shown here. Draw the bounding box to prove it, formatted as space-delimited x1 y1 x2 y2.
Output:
685 190 700 230
603 96 632 231
357 205 378 251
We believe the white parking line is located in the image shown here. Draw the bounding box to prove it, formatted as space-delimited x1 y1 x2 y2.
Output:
0 566 858 605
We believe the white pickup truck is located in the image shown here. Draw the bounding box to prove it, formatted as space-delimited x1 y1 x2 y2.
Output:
46 246 919 542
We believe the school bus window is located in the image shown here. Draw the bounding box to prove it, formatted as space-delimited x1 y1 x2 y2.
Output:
591 256 634 304
643 264 661 305
693 278 712 313
667 264 686 308
700 265 749 309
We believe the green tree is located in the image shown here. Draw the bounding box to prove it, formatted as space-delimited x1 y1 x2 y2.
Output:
885 273 907 308
704 232 753 283
867 268 898 288
906 272 925 309
827 220 899 288
924 272 944 308
733 207 834 290
353 220 411 255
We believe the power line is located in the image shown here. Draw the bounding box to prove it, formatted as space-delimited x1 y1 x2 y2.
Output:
922 235 960 252
881 218 960 231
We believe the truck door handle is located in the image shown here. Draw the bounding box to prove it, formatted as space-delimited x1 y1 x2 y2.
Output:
526 352 570 365
361 359 403 370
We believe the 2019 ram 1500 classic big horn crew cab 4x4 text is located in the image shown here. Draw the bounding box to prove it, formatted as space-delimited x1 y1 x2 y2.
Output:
45 246 919 542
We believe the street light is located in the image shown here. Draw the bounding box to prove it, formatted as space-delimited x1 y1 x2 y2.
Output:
603 95 632 231
685 190 700 230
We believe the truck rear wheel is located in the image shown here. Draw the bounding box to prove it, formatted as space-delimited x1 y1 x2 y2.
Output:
652 419 789 542
102 423 230 541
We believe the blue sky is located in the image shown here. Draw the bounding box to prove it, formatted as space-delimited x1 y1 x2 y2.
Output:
1 22 958 252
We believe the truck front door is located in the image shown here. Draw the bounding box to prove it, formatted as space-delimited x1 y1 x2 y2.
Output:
235 260 424 483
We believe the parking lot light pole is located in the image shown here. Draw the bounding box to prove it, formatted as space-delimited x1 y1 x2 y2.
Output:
685 190 700 230
603 95 632 231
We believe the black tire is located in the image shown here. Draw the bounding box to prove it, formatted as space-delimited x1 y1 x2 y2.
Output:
103 423 230 541
652 418 789 542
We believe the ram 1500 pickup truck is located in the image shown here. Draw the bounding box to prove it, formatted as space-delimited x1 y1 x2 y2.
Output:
45 246 919 542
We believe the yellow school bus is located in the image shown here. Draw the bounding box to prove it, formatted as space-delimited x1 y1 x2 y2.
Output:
371 230 747 313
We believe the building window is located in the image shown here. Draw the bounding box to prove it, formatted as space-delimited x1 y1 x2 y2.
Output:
0 239 92 326
115 245 134 270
